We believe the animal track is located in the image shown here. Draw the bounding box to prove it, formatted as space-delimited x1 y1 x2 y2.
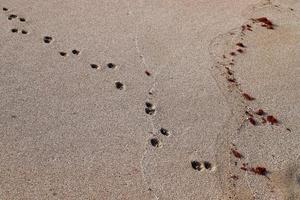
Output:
191 160 202 171
159 128 169 136
43 36 53 44
11 28 18 33
145 103 156 115
115 82 124 90
150 138 161 148
191 160 214 172
72 49 80 55
21 30 28 34
107 63 116 69
59 52 67 57
19 17 26 22
8 14 17 20
90 64 99 69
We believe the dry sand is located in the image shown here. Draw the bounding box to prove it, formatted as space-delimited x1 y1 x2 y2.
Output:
0 0 299 199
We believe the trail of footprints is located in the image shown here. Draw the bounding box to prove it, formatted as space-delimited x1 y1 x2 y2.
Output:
2 7 28 35
1 3 217 198
1 5 124 90
2 4 216 184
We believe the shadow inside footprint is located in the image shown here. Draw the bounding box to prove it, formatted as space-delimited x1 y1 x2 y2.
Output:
115 82 124 90
150 138 161 148
21 30 28 34
8 14 17 20
107 63 116 69
59 52 67 57
43 36 53 44
72 49 80 55
90 64 99 69
160 128 170 136
191 161 202 171
11 28 18 33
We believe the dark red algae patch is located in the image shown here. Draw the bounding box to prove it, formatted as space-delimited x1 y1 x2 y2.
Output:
242 93 255 101
266 115 278 125
231 175 239 180
231 149 243 159
250 166 268 176
241 166 248 171
248 117 257 125
255 109 265 116
254 17 274 29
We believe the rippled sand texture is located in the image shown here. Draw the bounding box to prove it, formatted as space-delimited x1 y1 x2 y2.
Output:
0 0 299 199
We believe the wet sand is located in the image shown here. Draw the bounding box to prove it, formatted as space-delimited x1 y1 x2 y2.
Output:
0 0 299 199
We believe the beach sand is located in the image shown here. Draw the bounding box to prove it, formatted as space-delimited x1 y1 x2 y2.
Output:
0 0 299 199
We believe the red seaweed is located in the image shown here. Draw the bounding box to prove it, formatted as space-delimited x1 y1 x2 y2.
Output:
254 17 274 29
255 109 265 116
250 166 268 176
266 115 278 125
248 117 257 125
241 166 248 171
231 149 243 159
242 93 255 101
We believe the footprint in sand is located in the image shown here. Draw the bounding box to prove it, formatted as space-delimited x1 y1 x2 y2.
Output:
43 36 53 44
8 14 17 20
145 101 156 115
191 160 215 172
150 138 162 148
72 49 80 55
115 81 124 90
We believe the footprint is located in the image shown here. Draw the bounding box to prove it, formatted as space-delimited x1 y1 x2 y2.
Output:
159 128 170 136
145 102 156 115
21 30 28 35
59 52 67 57
90 64 99 69
11 28 18 33
8 14 17 20
107 63 116 69
43 36 53 44
3 7 8 11
115 82 124 90
19 17 26 22
191 160 214 171
150 138 161 148
72 49 80 55
191 160 203 171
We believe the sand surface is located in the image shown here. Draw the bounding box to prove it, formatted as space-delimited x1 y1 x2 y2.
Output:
0 0 299 199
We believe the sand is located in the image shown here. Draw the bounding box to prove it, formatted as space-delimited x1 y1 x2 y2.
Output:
0 0 299 199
